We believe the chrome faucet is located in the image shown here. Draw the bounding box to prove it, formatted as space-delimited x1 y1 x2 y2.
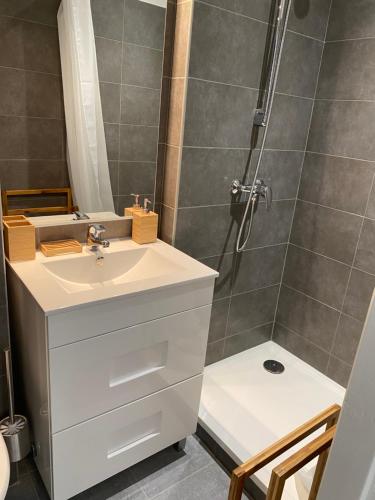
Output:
73 210 89 220
87 224 110 248
231 179 272 209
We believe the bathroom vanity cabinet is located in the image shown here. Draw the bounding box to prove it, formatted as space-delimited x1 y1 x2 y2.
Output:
7 240 216 500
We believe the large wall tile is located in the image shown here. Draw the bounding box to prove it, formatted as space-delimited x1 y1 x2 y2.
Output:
277 31 323 98
232 244 286 294
299 153 374 215
0 67 63 119
318 39 375 101
178 148 247 207
354 219 375 274
0 17 61 74
224 323 272 358
287 0 331 40
184 79 258 148
199 253 235 300
333 314 363 365
108 161 119 196
247 200 295 249
277 285 339 352
91 0 124 41
259 150 304 200
266 93 313 151
100 83 121 123
343 269 375 321
22 20 61 74
283 245 350 309
121 85 161 126
174 205 238 259
273 323 329 373
124 0 166 50
201 0 272 23
118 162 156 195
95 37 122 83
0 116 64 160
291 200 362 264
104 123 120 160
327 0 375 41
0 0 61 26
123 44 163 89
119 124 158 162
189 1 267 88
308 100 375 161
205 339 225 366
0 17 24 69
228 285 279 335
326 356 351 387
0 160 68 189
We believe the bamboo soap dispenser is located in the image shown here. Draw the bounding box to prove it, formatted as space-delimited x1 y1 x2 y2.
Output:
132 199 158 244
124 194 143 217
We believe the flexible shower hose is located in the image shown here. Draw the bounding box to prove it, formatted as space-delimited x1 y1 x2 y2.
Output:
235 0 292 252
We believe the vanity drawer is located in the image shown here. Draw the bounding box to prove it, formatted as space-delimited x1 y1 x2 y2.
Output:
49 305 211 432
47 278 215 348
52 375 202 500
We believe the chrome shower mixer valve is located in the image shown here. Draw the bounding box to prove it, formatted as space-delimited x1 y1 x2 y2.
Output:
231 179 272 209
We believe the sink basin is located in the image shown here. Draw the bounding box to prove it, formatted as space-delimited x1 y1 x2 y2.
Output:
42 247 184 293
8 238 218 313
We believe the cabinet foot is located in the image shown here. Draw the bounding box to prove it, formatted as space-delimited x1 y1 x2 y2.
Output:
173 438 186 452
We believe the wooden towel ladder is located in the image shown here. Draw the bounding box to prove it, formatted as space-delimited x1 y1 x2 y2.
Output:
228 404 341 500
2 188 74 216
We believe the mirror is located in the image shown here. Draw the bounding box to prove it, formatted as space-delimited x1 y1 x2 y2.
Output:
0 0 170 218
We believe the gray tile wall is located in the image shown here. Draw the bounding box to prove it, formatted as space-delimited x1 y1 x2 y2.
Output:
0 0 66 414
92 0 167 215
275 0 375 387
172 0 329 365
0 1 69 195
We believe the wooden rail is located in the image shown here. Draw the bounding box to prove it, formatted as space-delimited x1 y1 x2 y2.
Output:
228 404 341 500
2 188 74 216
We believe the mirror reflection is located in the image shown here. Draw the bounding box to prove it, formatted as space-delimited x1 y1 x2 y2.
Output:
0 0 168 218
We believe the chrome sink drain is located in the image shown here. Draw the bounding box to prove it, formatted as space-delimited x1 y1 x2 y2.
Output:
263 359 285 374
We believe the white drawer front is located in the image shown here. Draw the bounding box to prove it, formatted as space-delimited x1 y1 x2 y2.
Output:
48 278 215 348
49 306 211 432
52 375 202 500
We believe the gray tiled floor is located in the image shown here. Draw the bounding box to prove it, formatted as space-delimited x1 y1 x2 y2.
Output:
5 436 248 500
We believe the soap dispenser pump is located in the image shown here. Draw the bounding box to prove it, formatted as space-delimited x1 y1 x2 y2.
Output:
124 194 142 217
132 199 158 244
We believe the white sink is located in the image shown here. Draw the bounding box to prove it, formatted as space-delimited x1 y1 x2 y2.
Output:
42 247 185 293
9 238 217 313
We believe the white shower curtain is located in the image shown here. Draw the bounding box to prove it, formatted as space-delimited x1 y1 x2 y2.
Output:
57 0 115 213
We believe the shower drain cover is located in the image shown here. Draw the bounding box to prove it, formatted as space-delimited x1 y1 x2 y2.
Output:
263 359 285 374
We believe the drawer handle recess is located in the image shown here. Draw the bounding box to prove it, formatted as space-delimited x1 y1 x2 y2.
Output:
109 341 168 388
107 431 160 459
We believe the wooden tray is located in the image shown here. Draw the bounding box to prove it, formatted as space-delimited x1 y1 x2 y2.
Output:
40 239 82 257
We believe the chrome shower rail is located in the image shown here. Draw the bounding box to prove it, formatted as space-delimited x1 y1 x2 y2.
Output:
254 0 292 127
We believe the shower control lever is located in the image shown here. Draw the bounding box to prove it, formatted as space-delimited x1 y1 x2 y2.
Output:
230 179 272 209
